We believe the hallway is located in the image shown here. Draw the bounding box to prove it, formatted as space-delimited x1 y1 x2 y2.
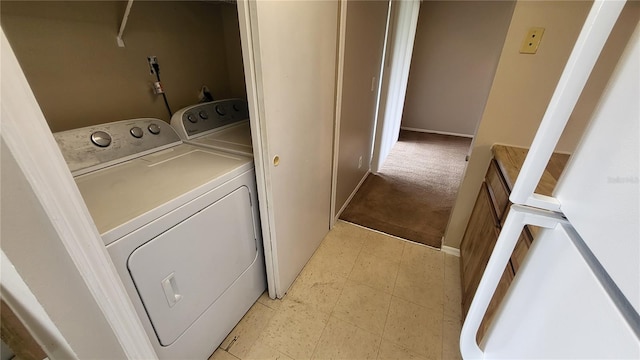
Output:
210 221 463 360
341 131 471 248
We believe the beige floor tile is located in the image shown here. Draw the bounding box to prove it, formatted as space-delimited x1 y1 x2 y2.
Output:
444 254 462 320
394 264 444 311
245 338 294 360
254 298 330 359
257 291 283 311
208 348 240 360
220 302 276 358
311 316 382 360
305 225 364 279
349 250 400 294
360 231 405 261
400 242 444 274
442 315 462 360
287 259 348 314
376 340 427 360
320 221 367 254
333 280 392 335
383 297 443 359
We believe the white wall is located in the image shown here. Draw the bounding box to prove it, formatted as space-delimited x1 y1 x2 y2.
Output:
444 0 640 248
1 143 128 359
334 0 389 217
401 1 515 136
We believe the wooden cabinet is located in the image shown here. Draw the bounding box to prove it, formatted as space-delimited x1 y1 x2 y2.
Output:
460 159 533 342
460 183 500 316
460 145 568 343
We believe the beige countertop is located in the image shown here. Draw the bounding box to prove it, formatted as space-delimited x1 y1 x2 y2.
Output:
492 144 571 197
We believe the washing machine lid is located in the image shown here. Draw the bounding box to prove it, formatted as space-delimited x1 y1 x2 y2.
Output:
75 144 253 245
187 121 253 157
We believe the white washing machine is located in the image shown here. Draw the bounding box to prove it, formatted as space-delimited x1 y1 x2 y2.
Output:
54 118 265 359
170 99 253 157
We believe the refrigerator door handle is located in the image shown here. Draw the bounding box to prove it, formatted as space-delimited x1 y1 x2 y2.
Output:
460 205 568 359
509 0 624 211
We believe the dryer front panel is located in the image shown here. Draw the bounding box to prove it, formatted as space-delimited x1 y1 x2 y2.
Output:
127 186 257 346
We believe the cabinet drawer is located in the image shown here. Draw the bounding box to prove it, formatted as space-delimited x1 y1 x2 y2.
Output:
486 160 510 221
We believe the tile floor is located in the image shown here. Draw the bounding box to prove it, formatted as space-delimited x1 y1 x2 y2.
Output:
209 220 463 360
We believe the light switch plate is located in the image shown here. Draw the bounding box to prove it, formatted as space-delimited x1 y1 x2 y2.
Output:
520 27 545 54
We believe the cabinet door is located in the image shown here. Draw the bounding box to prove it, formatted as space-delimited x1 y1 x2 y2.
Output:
460 183 501 315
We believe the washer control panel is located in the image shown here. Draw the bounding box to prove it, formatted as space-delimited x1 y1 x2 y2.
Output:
54 118 181 176
171 98 249 140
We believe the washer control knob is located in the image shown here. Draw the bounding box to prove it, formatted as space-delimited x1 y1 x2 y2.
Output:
187 114 197 123
199 111 209 120
91 131 111 147
233 104 241 112
215 105 226 116
130 126 143 138
148 124 161 135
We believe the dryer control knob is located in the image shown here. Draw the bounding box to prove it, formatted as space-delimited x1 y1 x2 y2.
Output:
187 114 197 123
199 111 209 120
130 126 143 138
233 104 241 112
91 131 111 147
148 124 161 135
215 105 226 116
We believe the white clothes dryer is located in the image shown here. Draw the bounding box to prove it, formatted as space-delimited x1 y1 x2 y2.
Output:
54 118 265 359
170 99 253 157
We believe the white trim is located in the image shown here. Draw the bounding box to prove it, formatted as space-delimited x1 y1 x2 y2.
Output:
237 0 278 299
334 170 370 222
1 30 157 359
371 0 420 173
441 245 461 257
400 126 474 139
331 0 348 227
1 251 77 359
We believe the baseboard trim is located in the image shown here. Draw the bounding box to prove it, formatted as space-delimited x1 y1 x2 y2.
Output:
401 127 474 139
441 245 461 257
334 170 370 222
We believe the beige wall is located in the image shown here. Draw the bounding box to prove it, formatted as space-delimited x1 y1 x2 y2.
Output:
335 0 389 216
1 1 245 132
401 1 514 136
444 1 640 248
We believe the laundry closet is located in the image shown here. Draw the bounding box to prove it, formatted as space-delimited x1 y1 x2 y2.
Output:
1 1 340 357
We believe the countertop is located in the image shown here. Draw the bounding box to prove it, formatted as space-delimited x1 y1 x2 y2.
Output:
492 144 571 197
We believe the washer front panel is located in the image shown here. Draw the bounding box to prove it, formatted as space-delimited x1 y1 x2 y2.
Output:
54 118 181 176
172 99 249 140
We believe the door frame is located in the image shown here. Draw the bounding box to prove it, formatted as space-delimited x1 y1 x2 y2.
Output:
0 29 157 358
370 0 420 174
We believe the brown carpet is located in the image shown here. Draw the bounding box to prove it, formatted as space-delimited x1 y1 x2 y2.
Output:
340 130 472 248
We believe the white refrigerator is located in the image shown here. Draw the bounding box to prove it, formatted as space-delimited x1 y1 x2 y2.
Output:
461 1 640 358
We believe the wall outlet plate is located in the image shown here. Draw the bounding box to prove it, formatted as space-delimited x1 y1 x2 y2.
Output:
520 27 545 54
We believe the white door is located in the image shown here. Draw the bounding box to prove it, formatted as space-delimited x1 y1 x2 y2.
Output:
371 0 420 173
238 1 338 298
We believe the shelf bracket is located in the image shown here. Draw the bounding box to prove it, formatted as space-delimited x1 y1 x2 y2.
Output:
116 0 135 48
